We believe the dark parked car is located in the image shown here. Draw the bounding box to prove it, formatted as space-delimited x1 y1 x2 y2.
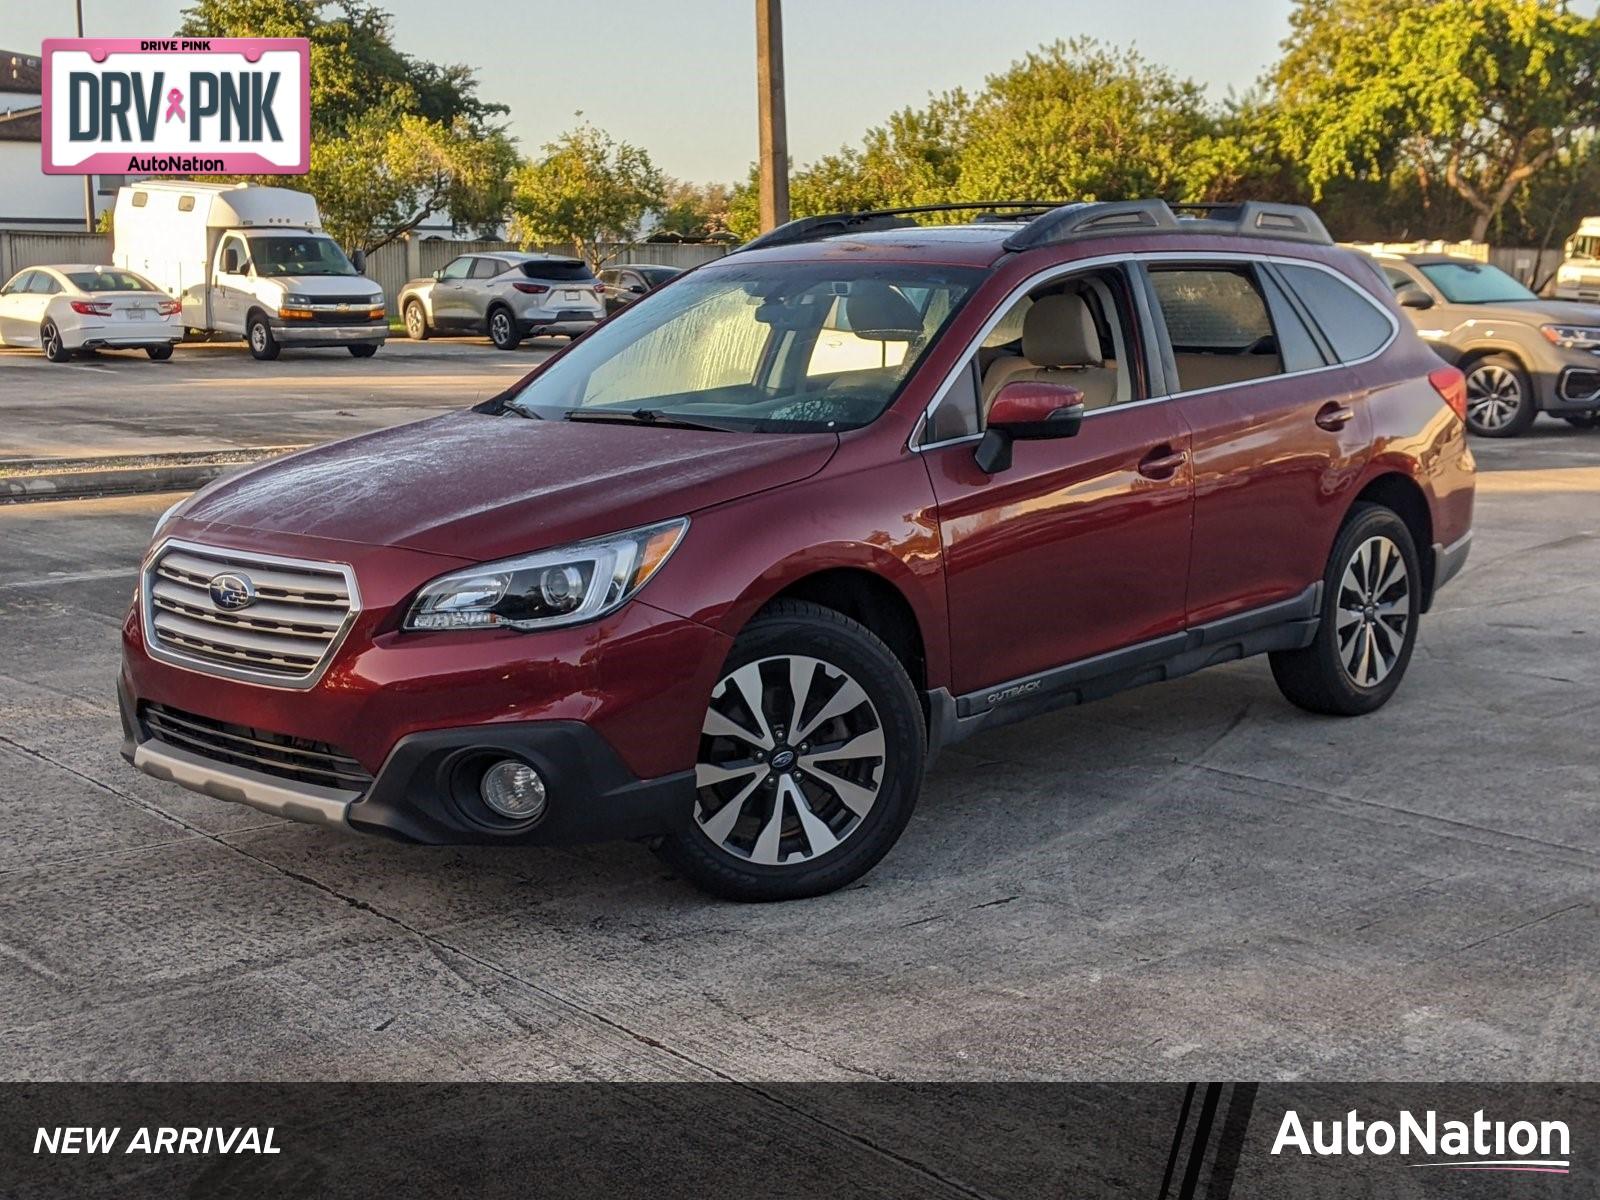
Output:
598 263 682 314
1376 251 1600 436
399 253 604 349
122 199 1475 901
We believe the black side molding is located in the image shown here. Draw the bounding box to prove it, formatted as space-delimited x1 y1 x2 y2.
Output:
928 584 1322 754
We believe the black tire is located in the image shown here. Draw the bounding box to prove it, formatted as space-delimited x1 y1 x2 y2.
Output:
487 306 521 350
656 599 926 901
145 344 174 361
1463 354 1536 437
1562 413 1600 429
348 343 379 358
247 313 280 361
41 321 70 363
1270 503 1422 716
403 300 429 341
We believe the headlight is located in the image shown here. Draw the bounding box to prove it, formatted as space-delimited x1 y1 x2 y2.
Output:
284 293 311 306
404 518 688 632
1541 324 1600 348
368 293 384 307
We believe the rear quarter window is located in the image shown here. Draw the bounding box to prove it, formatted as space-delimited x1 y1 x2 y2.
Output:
1279 264 1394 362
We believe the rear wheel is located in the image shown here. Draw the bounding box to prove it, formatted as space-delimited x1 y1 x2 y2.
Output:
348 343 379 358
1463 355 1536 437
1270 503 1421 716
487 306 521 350
247 313 280 361
145 344 174 361
656 600 925 901
41 321 69 363
404 300 429 341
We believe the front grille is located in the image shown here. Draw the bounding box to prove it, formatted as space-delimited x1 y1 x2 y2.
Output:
143 541 359 687
311 311 384 325
142 703 373 792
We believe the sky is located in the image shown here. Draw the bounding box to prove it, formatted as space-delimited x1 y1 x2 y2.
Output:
1 0 1295 184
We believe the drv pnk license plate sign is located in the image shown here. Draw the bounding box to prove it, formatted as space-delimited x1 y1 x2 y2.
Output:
41 38 310 175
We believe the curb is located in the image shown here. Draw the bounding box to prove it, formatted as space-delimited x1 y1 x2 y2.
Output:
0 447 306 504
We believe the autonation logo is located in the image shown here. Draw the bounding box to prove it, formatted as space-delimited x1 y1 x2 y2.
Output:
1272 1108 1571 1174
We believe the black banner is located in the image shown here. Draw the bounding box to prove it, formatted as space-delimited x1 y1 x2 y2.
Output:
2 1083 1592 1198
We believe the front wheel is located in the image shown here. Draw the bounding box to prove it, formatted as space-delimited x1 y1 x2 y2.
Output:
348 343 379 358
404 300 429 341
247 314 280 361
41 321 70 363
1270 503 1421 716
656 600 926 901
487 307 521 350
1464 355 1536 437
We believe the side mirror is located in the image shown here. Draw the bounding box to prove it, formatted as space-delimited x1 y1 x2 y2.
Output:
221 248 241 274
1395 284 1434 310
974 381 1086 474
350 248 366 273
628 283 647 295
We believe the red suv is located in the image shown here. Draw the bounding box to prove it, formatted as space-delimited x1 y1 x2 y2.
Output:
120 200 1476 901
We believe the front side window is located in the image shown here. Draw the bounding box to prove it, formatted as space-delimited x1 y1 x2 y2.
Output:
247 236 357 278
1417 261 1536 304
3 270 38 295
1278 263 1394 362
1569 235 1600 261
1149 267 1284 391
439 257 472 281
505 261 980 433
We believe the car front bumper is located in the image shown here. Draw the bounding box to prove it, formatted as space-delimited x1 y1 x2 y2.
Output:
270 319 387 347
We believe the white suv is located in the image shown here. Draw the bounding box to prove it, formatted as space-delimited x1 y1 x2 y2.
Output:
399 253 605 350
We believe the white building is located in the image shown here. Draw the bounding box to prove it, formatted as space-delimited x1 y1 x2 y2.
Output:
0 49 120 231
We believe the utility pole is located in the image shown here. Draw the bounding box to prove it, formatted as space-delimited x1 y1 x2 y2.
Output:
755 0 789 231
76 0 95 232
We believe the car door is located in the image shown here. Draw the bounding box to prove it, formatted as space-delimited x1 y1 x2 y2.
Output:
430 256 474 327
1141 259 1379 628
211 234 252 334
466 256 508 325
0 270 45 345
921 264 1195 699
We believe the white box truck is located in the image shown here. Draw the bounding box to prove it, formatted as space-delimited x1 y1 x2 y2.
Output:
1554 216 1600 302
112 181 387 360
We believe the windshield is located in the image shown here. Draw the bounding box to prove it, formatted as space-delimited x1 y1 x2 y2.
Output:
504 261 982 432
247 235 358 277
66 269 156 292
1418 262 1536 304
1570 234 1600 261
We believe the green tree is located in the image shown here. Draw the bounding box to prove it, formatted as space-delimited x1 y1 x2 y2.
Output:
654 180 733 240
508 122 667 268
1275 0 1600 241
179 0 516 250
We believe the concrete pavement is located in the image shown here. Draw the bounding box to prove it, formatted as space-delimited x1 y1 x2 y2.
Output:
0 435 1596 1082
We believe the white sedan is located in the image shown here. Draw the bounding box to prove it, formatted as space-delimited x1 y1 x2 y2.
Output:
0 264 182 363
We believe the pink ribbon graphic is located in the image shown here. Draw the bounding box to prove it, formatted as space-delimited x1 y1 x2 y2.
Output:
164 88 185 123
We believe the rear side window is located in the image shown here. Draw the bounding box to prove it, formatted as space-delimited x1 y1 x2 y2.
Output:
469 258 503 279
1149 267 1284 391
1278 264 1394 362
520 259 596 283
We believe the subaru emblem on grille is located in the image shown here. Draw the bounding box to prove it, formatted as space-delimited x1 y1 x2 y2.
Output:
208 572 257 611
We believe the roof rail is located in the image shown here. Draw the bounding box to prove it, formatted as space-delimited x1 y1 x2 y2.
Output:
737 201 1073 253
1003 199 1332 251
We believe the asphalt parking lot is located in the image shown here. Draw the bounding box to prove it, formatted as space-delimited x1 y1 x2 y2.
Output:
0 398 1597 1080
0 337 554 460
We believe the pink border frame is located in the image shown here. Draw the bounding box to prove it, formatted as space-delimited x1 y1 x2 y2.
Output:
41 37 310 175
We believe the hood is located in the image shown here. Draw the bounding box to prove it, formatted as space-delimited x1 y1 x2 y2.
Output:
257 275 381 298
180 411 839 561
1473 298 1600 325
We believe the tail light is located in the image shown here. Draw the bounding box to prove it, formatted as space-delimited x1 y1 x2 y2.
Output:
512 282 548 295
1429 365 1468 422
158 299 181 316
70 300 113 316
593 281 606 294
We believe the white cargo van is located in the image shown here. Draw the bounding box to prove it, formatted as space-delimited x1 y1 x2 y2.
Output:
1554 216 1600 302
112 182 387 360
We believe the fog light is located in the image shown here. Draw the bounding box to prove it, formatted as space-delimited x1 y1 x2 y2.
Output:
480 760 547 821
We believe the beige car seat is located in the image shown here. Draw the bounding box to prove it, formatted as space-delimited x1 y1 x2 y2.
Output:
981 294 1118 410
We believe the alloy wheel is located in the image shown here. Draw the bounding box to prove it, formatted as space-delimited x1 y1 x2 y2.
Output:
491 312 512 343
42 324 60 358
406 304 425 338
695 654 886 866
1335 535 1411 687
1465 364 1522 431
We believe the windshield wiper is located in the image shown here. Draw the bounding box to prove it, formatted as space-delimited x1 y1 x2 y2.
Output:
562 407 736 432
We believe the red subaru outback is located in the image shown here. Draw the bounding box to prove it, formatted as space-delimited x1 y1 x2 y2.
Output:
120 200 1475 901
